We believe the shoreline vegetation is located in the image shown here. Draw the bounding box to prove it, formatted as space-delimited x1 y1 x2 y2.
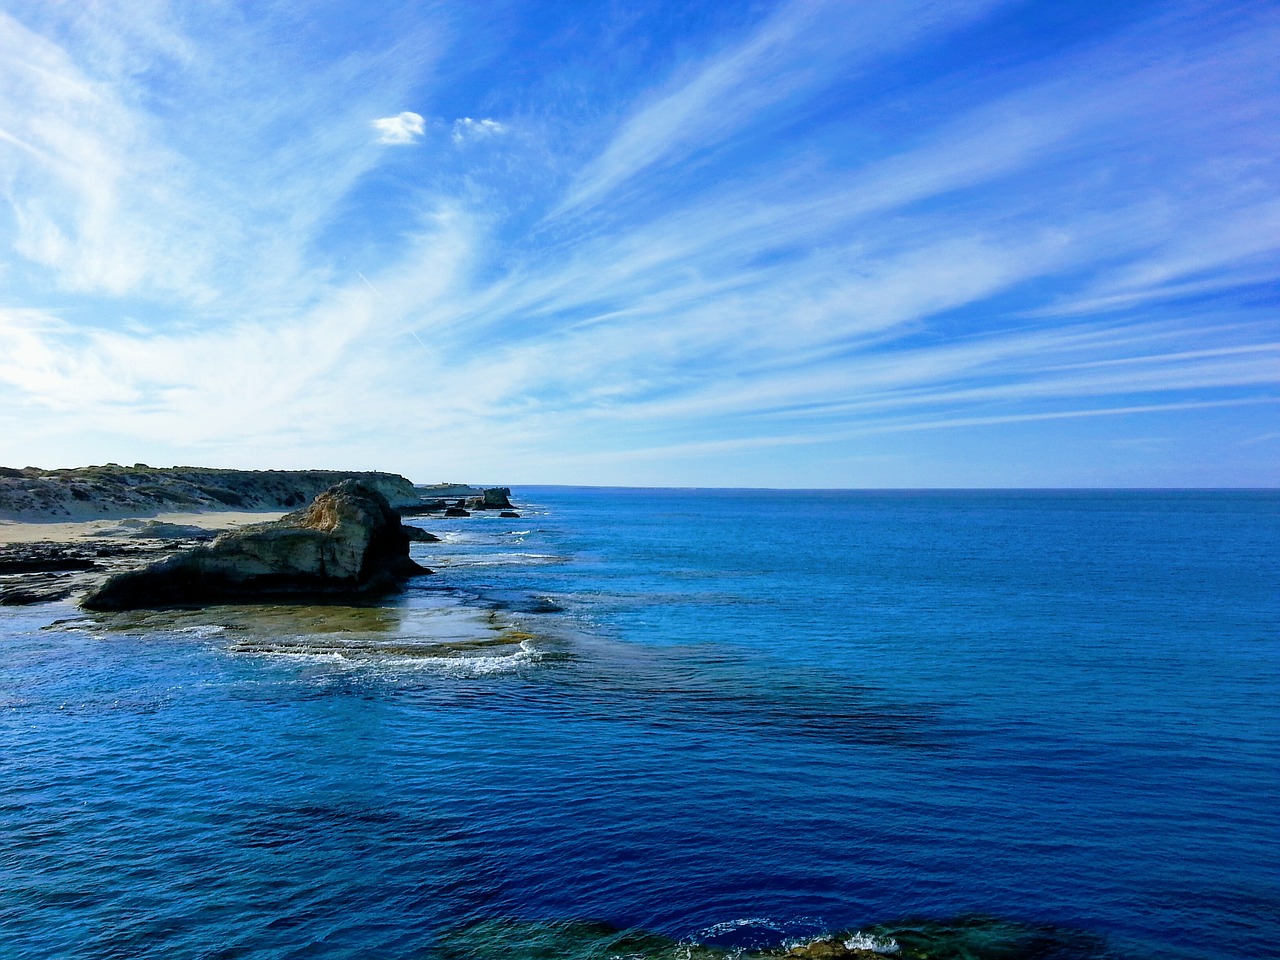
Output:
0 465 514 606
0 463 478 522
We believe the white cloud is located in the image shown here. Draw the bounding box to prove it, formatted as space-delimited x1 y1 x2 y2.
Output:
1 2 1277 484
555 0 1007 214
451 117 505 145
372 110 425 145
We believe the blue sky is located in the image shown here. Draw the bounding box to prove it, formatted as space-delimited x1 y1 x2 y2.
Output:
0 0 1276 487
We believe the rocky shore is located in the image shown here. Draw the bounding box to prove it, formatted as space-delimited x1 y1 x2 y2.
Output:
82 480 428 610
0 465 519 607
0 464 426 521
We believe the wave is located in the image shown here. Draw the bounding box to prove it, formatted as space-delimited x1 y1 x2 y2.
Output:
431 553 568 568
229 635 543 678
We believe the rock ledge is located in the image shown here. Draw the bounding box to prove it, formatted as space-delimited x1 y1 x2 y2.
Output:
81 481 428 610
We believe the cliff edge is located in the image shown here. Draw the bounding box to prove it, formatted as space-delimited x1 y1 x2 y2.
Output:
0 464 423 521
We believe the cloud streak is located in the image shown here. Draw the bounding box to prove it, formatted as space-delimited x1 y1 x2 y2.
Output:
451 117 505 144
0 1 1276 485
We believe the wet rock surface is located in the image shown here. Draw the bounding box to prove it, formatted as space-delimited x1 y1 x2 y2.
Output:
0 540 206 606
81 481 430 611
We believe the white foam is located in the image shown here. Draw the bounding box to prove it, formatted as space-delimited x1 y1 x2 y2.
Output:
844 932 900 954
436 553 565 568
173 624 226 637
229 636 541 678
698 917 783 938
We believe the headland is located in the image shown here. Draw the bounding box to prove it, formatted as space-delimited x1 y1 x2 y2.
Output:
0 464 513 607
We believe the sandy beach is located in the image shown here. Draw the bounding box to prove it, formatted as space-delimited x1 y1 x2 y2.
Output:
0 509 286 545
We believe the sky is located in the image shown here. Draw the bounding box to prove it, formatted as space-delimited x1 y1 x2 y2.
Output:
0 0 1277 487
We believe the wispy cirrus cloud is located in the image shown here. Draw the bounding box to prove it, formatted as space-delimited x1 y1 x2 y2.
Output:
554 0 1009 214
451 117 505 145
0 0 1276 484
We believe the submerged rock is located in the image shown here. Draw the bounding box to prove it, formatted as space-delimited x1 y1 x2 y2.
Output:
433 915 1112 960
81 481 429 610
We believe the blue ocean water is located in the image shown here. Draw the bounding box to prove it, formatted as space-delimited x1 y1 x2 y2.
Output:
2 489 1277 959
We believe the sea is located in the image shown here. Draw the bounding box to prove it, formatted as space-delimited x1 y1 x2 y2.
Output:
2 488 1277 960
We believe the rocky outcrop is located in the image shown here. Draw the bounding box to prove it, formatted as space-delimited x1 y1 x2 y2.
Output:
0 540 200 606
81 481 429 610
400 487 515 516
0 464 424 521
99 519 217 540
399 499 448 516
466 487 514 510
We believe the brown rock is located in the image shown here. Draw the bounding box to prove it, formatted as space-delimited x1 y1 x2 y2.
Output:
81 481 429 610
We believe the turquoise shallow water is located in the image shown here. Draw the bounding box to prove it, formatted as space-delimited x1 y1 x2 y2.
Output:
2 489 1277 959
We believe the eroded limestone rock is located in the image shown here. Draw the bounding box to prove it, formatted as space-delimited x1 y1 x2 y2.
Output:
81 481 429 610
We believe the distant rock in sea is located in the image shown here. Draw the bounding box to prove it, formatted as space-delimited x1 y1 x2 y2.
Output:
403 526 441 542
81 481 429 610
466 487 514 510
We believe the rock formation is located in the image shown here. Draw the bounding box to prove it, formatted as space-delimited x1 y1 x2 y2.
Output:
403 526 441 542
81 481 429 610
465 487 514 510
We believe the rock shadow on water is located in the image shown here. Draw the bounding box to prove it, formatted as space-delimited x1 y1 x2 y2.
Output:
229 798 464 852
432 915 1118 960
532 641 945 750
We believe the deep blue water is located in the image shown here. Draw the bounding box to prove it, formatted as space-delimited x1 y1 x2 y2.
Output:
2 489 1277 959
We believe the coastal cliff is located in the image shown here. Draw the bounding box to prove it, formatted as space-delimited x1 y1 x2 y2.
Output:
0 464 425 521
